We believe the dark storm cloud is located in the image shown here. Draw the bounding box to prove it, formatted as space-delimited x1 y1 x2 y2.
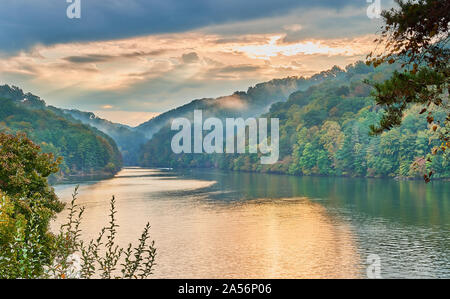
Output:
0 0 366 53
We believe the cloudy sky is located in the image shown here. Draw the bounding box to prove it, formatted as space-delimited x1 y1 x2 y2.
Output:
0 0 393 126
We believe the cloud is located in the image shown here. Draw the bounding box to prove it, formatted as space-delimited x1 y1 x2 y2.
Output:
202 64 262 80
0 29 375 114
93 110 161 127
291 60 304 68
213 36 272 45
231 35 371 60
215 94 248 110
215 65 261 74
283 24 303 32
63 50 168 64
64 54 114 64
0 1 389 118
0 0 376 53
181 52 200 64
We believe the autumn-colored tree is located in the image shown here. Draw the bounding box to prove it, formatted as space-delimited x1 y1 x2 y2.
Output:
0 132 64 268
0 132 64 214
0 133 156 279
366 0 449 181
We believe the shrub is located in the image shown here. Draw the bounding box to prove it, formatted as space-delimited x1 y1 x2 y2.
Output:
46 187 157 279
0 187 157 279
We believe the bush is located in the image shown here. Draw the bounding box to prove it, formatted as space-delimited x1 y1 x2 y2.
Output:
0 133 156 279
0 192 49 278
0 187 157 279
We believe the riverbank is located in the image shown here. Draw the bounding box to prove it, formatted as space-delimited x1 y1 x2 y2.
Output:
145 164 450 182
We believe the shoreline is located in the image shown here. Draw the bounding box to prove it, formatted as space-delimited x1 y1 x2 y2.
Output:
142 165 450 182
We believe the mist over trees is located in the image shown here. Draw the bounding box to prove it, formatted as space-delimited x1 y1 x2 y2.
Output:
137 0 450 180
0 85 122 180
62 109 146 166
138 62 449 179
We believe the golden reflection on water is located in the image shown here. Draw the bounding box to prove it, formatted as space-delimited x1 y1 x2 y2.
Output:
53 168 361 278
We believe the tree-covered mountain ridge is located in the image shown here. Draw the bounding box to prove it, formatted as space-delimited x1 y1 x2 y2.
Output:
134 66 345 139
53 66 348 166
2 60 448 180
0 85 123 181
61 109 146 166
137 61 450 179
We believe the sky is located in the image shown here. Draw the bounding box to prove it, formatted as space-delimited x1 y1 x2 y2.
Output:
0 0 393 126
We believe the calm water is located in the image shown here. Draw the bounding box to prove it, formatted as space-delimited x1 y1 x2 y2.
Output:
53 168 450 278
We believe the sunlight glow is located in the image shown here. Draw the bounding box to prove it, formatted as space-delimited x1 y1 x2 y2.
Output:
233 35 358 60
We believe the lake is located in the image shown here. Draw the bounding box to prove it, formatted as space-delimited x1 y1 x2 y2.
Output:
53 168 450 278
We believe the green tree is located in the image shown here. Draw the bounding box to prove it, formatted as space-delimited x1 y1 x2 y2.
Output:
0 134 156 279
299 143 317 175
0 132 63 214
0 132 65 276
317 150 332 175
366 0 449 181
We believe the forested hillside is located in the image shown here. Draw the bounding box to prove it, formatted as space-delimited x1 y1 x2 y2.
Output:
0 85 123 180
135 67 345 139
2 59 448 181
138 62 450 179
61 109 146 165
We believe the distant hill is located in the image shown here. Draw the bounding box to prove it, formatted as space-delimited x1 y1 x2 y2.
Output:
3 60 447 181
61 109 146 166
0 85 123 180
137 61 450 179
135 66 345 139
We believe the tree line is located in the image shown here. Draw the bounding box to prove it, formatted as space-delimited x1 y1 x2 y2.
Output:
138 61 449 179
